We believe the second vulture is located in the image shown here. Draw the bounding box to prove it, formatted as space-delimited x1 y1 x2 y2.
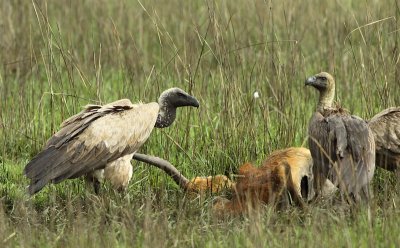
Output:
368 107 400 172
305 72 375 202
24 88 199 194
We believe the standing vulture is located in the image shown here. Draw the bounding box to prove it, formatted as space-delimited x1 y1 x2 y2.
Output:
24 88 199 195
305 72 375 202
368 107 400 172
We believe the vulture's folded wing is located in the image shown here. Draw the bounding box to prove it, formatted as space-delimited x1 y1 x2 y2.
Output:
45 99 135 148
24 100 159 194
328 115 375 195
308 112 332 180
309 112 375 195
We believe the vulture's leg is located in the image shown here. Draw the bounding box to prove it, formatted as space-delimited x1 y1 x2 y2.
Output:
394 169 400 191
310 165 330 202
349 192 361 205
348 185 372 205
339 186 355 205
85 170 104 194
115 185 129 194
396 169 400 181
361 185 373 202
93 179 101 194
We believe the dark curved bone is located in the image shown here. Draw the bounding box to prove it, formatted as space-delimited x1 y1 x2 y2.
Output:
132 153 189 190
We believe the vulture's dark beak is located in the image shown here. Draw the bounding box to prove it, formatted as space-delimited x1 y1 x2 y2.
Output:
305 76 316 86
187 95 200 108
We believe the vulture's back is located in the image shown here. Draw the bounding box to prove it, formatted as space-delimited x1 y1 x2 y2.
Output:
368 107 400 171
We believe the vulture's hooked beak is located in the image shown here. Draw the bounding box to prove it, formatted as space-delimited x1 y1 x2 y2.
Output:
305 76 317 86
187 95 200 108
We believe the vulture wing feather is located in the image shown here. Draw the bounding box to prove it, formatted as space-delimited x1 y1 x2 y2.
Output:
308 112 331 185
309 112 375 196
330 115 375 194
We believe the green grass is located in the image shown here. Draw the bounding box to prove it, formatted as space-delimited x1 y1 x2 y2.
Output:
1 0 400 246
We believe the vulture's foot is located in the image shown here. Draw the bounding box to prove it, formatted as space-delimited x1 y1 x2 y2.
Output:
93 180 101 194
84 174 103 195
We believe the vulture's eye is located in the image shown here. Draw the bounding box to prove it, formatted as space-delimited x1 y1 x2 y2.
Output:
177 92 186 97
319 76 327 81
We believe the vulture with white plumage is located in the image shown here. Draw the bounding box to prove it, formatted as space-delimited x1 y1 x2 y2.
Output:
24 88 199 195
368 107 400 172
305 72 375 202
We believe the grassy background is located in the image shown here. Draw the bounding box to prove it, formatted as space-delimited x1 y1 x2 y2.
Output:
1 0 400 246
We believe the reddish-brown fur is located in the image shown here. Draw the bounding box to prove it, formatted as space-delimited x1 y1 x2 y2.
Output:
213 160 305 215
262 147 313 198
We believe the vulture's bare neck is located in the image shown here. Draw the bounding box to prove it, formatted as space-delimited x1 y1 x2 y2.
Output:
317 88 335 113
155 102 177 128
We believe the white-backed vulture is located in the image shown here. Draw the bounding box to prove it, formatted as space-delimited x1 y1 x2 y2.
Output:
368 107 400 172
24 88 199 195
305 72 375 202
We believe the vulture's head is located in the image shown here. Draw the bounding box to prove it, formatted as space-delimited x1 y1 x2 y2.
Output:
305 72 335 111
158 87 200 109
305 72 335 93
155 87 199 128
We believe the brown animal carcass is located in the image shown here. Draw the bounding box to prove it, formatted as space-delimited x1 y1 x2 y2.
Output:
213 148 309 215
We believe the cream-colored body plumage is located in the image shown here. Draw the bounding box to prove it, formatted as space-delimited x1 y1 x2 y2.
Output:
103 154 134 190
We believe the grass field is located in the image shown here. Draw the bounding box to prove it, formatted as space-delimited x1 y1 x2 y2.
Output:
1 0 400 246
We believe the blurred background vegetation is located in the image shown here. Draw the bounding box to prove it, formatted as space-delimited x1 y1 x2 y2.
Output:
0 0 399 247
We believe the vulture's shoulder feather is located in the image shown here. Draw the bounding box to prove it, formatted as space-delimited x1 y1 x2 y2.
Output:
308 112 331 163
331 114 375 193
45 99 135 148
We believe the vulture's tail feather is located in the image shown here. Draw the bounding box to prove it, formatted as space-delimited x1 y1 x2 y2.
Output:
28 178 49 195
24 146 59 178
24 146 66 194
